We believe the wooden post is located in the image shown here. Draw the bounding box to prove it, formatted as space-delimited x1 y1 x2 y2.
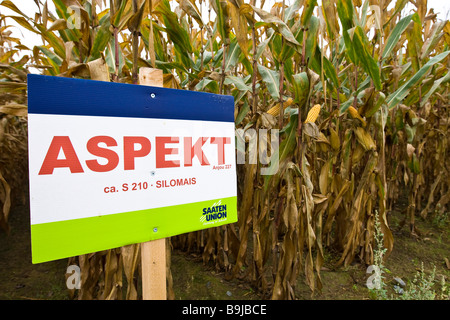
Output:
138 67 166 300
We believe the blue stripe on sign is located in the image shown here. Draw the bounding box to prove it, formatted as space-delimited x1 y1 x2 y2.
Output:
27 74 234 123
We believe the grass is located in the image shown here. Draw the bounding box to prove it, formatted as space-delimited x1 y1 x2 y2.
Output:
0 204 68 300
369 211 450 300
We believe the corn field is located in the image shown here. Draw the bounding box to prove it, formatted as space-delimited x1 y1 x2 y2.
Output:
0 0 449 300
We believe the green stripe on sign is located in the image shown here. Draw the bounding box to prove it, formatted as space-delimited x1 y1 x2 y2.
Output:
31 196 237 264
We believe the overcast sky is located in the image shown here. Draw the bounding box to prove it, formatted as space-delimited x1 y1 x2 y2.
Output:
2 0 449 61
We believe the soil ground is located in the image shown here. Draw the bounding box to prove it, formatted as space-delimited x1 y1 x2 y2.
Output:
0 199 449 300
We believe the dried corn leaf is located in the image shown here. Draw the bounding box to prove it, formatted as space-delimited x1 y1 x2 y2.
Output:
337 153 377 266
87 57 110 82
121 244 140 300
303 121 320 139
0 104 27 117
0 170 11 232
319 160 330 195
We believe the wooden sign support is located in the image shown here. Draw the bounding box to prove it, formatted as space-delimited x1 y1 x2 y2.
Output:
138 68 166 300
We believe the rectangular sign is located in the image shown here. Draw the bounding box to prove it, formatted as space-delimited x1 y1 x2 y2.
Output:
27 74 237 263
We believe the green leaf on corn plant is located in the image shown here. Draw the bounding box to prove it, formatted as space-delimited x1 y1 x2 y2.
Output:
300 0 318 27
251 5 300 47
224 75 251 92
382 14 413 60
420 72 450 107
292 72 309 108
337 0 353 31
90 17 111 61
155 0 192 56
305 16 320 67
352 26 381 90
386 50 450 109
337 0 356 63
257 64 280 100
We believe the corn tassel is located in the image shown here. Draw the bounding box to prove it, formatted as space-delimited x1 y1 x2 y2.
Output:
266 98 294 116
304 104 321 123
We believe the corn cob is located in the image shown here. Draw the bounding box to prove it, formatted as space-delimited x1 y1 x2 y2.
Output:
304 104 321 123
330 127 340 150
348 106 367 127
266 97 294 116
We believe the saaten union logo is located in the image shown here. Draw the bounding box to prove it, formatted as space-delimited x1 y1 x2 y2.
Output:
200 200 227 225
